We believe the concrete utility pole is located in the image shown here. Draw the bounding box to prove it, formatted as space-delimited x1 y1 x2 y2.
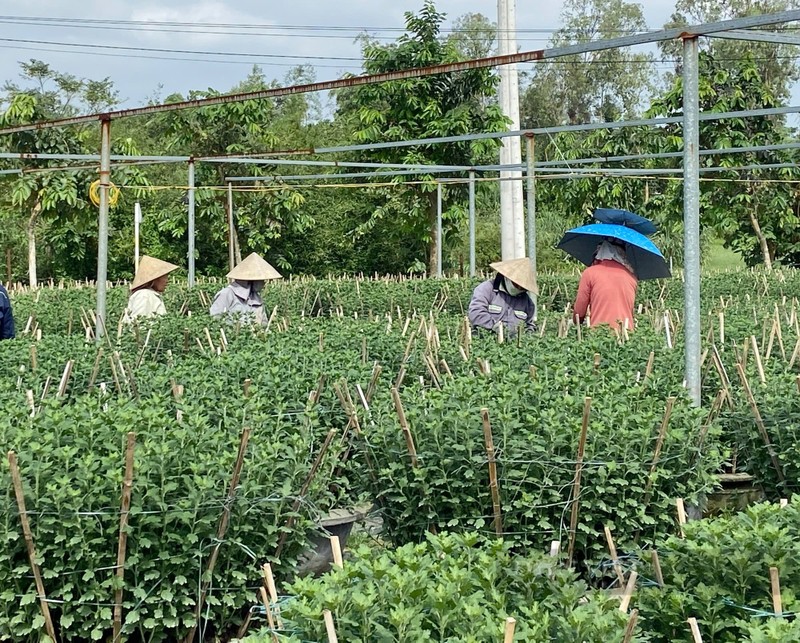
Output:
497 0 525 260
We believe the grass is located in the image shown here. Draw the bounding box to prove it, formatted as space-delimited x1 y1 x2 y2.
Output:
705 238 745 272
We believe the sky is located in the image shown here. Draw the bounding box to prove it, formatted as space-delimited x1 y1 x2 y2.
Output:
0 0 681 111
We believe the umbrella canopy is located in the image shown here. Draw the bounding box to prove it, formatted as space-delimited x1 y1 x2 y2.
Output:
557 223 671 280
593 208 657 236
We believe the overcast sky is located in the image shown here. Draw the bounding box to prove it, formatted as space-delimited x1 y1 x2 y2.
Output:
0 0 681 109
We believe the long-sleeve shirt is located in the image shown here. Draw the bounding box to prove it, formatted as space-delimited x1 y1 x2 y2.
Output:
0 285 14 339
210 282 265 325
468 278 536 334
123 289 167 323
573 260 638 330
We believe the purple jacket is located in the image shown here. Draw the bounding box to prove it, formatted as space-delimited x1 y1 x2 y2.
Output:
468 277 536 334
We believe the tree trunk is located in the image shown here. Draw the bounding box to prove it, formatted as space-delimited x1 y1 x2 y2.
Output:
427 190 439 276
27 200 41 288
748 208 773 271
233 226 243 266
5 247 11 284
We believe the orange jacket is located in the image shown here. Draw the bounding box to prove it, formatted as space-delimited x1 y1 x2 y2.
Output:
573 260 638 330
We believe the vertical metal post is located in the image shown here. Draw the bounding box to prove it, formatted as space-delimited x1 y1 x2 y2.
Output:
468 171 476 277
95 117 112 341
682 36 701 407
525 134 537 313
187 160 196 288
134 201 141 271
525 136 536 268
436 181 443 278
227 181 235 272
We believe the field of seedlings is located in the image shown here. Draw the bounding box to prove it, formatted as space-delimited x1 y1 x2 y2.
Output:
2 271 800 642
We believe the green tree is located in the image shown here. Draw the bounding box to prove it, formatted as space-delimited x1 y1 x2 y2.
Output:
142 65 311 275
339 1 507 274
660 0 800 102
521 0 656 128
648 52 800 268
447 12 496 59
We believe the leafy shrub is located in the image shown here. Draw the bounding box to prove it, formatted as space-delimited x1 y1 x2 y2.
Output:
250 531 637 642
637 498 800 642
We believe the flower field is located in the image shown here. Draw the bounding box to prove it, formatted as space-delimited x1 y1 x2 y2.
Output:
2 271 800 641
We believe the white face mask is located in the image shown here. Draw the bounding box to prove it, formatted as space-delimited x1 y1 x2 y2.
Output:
504 277 525 297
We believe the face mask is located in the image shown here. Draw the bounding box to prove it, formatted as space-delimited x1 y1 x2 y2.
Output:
251 280 265 293
504 277 525 297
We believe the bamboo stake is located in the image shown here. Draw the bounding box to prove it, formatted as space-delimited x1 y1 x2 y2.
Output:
184 427 251 643
391 388 418 467
676 498 687 538
112 432 136 642
567 397 592 568
56 359 75 398
503 617 516 643
651 550 664 587
750 335 766 385
643 397 677 495
480 408 503 536
719 311 725 346
770 567 782 616
323 609 339 643
604 525 625 587
644 351 655 382
622 609 639 643
262 563 284 629
736 363 785 483
619 571 638 613
688 617 703 643
7 451 58 643
275 429 337 559
258 586 279 642
330 535 344 568
29 344 37 371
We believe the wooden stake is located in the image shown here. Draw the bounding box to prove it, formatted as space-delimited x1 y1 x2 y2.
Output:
258 586 279 642
481 408 503 536
184 427 251 643
113 432 136 642
56 359 74 398
644 397 677 495
676 498 687 538
567 397 592 567
7 451 58 643
391 388 418 467
29 344 37 371
619 571 638 612
770 567 782 616
503 617 516 643
736 363 785 482
604 525 625 587
718 311 725 346
323 609 339 643
275 429 337 559
262 563 284 629
330 535 344 568
688 617 703 643
243 378 252 398
644 351 655 382
651 550 664 587
750 335 766 385
622 609 639 643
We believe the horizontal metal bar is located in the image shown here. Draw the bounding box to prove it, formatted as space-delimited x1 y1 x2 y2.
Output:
536 140 800 168
0 11 797 136
226 169 455 181
0 152 189 161
208 157 468 171
316 104 800 154
712 29 800 46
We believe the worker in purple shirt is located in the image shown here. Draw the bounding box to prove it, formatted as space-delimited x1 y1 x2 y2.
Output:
468 258 537 335
0 283 15 340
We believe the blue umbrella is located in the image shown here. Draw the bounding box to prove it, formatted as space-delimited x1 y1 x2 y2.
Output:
593 207 657 236
557 223 671 280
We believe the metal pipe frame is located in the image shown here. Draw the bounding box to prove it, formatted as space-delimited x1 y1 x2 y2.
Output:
468 171 476 277
525 136 536 301
436 182 443 278
188 160 196 288
712 29 800 46
0 10 797 136
683 37 702 407
95 118 112 340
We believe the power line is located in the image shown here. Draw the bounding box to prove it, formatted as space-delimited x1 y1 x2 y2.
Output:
0 36 362 61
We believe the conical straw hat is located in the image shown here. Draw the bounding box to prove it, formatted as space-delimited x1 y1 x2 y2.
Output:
227 253 282 281
490 257 538 294
130 256 179 290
